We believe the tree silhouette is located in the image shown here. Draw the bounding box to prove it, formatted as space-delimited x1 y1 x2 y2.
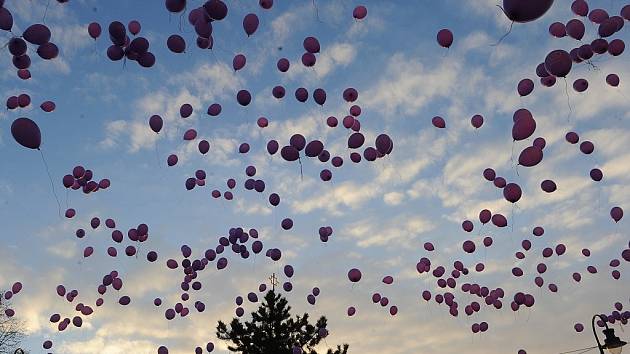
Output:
217 290 349 354
0 291 26 353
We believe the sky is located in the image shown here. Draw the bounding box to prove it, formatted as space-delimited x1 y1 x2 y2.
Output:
0 0 630 353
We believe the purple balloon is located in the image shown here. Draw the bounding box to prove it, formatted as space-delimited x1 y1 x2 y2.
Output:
502 0 553 23
348 268 362 282
471 114 484 128
243 13 259 36
167 34 186 53
503 183 522 203
11 118 41 150
518 146 543 167
566 19 585 40
436 29 453 48
303 36 321 53
549 22 566 37
233 54 246 71
517 79 534 96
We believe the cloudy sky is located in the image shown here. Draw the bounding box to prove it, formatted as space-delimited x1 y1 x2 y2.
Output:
1 0 629 353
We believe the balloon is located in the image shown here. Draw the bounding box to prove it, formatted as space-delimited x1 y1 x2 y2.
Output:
303 36 320 53
289 134 306 151
301 52 316 67
167 34 186 53
606 74 620 87
590 168 603 181
237 90 252 106
281 218 293 230
573 78 588 92
549 22 566 37
589 8 609 24
540 179 557 193
348 268 362 282
512 110 536 140
503 183 522 203
0 3 13 28
313 88 326 105
492 214 507 227
533 137 546 150
479 209 491 224
432 116 446 128
23 24 51 45
277 58 290 72
207 103 222 116
353 5 367 19
260 0 273 9
267 140 279 155
148 115 163 133
518 146 543 167
517 79 534 96
243 13 259 36
292 88 309 103
11 118 41 149
343 88 358 102
611 207 623 223
579 141 594 154
183 129 197 141
347 133 365 149
233 54 246 71
502 0 553 23
165 0 186 12
471 114 484 128
462 220 474 232
545 50 571 77
138 52 156 67
272 86 285 99
436 29 453 48
40 101 56 112
608 39 625 56
305 140 324 157
483 168 496 181
566 19 585 40
541 75 556 87
463 240 475 253
577 44 593 61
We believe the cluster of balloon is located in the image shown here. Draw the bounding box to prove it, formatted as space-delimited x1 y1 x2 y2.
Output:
496 0 554 43
318 225 333 242
1 1 59 80
61 166 111 199
2 282 23 318
367 276 398 316
5 93 33 110
99 20 155 67
528 0 627 124
306 286 321 305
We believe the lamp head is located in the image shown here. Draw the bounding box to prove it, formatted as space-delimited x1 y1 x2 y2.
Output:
602 328 627 354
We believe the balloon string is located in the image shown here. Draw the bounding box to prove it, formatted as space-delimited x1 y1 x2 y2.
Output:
43 0 51 23
40 149 62 218
491 18 513 47
564 77 573 122
298 158 303 181
312 0 323 23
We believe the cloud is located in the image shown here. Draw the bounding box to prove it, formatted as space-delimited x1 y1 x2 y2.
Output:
363 53 461 118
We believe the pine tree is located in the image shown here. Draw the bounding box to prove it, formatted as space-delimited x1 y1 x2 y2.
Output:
217 290 349 354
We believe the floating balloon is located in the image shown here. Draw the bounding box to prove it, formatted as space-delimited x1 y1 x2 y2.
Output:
502 0 553 23
11 118 41 149
436 29 453 48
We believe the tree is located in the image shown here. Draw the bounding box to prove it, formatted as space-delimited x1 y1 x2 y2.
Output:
0 291 27 354
217 290 349 354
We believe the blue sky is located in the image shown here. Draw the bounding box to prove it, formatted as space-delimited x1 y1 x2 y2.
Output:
1 0 629 353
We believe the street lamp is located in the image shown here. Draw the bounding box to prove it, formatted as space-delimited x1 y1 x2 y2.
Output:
593 315 627 354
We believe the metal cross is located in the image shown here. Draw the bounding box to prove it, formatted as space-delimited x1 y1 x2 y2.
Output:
268 273 279 291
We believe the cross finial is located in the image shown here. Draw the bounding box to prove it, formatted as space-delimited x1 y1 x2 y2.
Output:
268 273 279 291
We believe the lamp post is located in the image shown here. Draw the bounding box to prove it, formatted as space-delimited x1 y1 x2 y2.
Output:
592 314 627 354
